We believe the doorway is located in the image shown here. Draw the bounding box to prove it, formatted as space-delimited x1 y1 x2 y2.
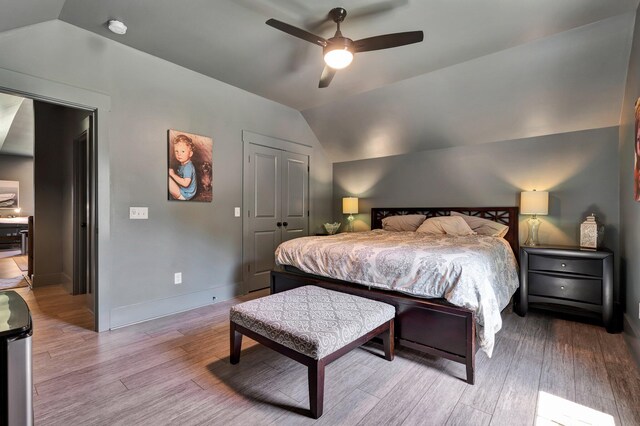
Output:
0 90 98 325
242 132 310 293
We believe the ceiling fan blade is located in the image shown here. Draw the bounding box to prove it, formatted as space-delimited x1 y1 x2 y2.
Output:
319 66 337 88
266 19 327 47
354 31 423 53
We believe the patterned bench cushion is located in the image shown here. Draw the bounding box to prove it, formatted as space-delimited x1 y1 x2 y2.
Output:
230 285 395 360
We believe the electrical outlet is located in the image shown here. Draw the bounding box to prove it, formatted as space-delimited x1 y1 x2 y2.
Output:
174 272 182 285
129 207 148 219
234 207 241 217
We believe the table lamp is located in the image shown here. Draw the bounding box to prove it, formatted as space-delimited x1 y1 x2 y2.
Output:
342 197 358 232
521 190 549 246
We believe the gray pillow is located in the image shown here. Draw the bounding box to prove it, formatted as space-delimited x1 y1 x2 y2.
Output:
451 211 509 237
381 214 427 232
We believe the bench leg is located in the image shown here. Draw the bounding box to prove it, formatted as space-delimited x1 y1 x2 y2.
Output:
230 322 242 365
308 359 325 419
380 319 395 361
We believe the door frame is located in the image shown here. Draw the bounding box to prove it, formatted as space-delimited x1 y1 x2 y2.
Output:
241 130 312 294
72 120 95 311
0 67 111 332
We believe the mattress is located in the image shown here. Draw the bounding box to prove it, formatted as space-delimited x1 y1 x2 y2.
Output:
275 229 520 356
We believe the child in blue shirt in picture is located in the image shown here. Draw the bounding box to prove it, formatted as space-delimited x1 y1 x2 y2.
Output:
169 134 198 200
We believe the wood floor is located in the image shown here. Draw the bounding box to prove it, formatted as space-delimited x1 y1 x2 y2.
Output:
0 253 22 279
16 285 640 426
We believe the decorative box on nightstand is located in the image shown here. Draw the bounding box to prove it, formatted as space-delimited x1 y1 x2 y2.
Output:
516 245 614 332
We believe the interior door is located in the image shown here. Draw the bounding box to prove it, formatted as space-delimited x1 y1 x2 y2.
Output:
245 144 282 292
281 151 309 242
244 143 309 292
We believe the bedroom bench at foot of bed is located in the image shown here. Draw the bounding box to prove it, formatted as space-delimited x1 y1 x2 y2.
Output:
271 268 477 385
229 285 395 419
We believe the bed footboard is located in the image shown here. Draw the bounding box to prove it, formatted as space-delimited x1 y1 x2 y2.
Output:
270 269 476 384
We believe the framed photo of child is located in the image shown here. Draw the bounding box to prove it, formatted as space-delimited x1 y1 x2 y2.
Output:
635 98 640 201
168 130 213 202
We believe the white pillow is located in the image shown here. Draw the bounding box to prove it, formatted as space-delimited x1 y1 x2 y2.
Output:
381 214 427 232
416 216 476 236
450 211 509 237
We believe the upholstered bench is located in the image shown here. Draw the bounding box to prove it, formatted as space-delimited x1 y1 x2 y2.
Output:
229 285 395 418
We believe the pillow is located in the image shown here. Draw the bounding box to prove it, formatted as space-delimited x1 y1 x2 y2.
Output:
382 214 426 232
451 211 509 237
416 216 476 236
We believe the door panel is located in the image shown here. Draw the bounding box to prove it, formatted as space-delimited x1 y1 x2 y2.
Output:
281 152 309 242
254 152 278 218
246 144 282 292
254 231 278 273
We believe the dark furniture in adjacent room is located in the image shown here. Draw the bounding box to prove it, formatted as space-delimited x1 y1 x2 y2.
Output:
271 206 519 385
0 221 28 251
516 245 614 332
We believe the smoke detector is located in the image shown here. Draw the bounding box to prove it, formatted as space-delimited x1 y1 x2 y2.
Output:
108 19 127 35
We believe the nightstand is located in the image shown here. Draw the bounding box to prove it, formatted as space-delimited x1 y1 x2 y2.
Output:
516 245 614 332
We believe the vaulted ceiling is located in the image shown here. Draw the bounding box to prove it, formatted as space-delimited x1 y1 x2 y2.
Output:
0 0 638 162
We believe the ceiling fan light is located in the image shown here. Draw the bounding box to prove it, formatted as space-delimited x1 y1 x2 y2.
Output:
324 49 353 69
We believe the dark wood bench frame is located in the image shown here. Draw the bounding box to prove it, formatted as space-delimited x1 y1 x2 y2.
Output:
230 318 394 419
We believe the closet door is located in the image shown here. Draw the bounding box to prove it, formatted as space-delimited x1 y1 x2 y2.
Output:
280 151 309 242
245 144 282 293
244 143 310 293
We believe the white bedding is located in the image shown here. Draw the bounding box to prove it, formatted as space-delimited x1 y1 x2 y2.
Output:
275 230 520 356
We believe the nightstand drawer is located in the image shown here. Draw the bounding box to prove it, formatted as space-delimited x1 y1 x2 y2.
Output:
529 254 602 276
528 272 601 304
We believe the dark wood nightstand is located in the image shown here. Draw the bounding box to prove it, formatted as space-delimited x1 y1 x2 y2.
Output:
516 245 614 332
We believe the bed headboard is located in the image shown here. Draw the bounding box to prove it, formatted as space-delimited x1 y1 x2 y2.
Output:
371 207 519 257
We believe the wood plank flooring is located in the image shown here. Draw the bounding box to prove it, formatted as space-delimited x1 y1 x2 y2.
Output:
15 285 640 426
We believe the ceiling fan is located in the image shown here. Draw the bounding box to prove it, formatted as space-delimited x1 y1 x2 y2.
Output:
266 7 423 88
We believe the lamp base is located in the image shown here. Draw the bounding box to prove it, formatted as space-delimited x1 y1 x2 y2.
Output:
347 215 354 232
524 215 541 246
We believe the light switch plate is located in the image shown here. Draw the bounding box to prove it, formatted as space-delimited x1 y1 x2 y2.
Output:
174 272 182 285
234 207 241 217
130 207 148 219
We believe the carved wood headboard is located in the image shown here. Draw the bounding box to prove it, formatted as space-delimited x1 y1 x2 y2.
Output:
370 206 520 257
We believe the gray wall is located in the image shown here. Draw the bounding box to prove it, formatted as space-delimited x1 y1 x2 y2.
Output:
619 4 640 364
0 154 33 215
33 102 65 286
334 127 620 295
0 20 333 328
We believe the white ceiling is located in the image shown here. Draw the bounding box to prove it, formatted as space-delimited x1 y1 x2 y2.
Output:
0 93 34 157
0 1 638 161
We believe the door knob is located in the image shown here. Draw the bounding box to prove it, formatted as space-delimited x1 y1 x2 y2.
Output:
276 222 282 227
283 222 288 227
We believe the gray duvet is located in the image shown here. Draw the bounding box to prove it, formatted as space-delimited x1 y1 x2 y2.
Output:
275 230 520 356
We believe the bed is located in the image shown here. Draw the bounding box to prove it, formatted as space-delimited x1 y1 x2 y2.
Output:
270 206 520 384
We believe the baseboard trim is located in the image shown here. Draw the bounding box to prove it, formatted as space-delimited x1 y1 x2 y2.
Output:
109 282 242 329
33 272 67 287
623 313 640 368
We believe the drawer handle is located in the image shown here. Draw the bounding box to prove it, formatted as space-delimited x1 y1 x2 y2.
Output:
561 263 566 267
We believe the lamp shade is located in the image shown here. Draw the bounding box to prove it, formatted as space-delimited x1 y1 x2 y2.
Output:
521 191 549 215
342 197 359 214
